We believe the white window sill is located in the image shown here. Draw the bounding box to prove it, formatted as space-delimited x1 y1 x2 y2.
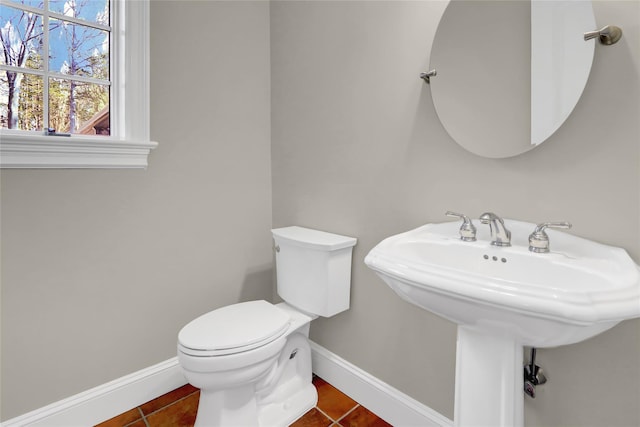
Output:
0 133 158 169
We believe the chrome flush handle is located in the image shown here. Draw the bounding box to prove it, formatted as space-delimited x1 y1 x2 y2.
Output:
446 211 477 242
528 222 572 253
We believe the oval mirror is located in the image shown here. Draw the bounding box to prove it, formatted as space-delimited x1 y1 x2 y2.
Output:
429 0 596 158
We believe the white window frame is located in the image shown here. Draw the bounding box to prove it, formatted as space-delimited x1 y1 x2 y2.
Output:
0 0 157 169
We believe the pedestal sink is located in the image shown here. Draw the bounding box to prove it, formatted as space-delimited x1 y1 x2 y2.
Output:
364 218 640 427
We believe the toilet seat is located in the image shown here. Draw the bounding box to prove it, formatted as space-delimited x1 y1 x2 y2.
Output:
178 300 290 357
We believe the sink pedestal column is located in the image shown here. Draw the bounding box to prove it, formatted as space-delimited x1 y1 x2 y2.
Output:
454 326 524 427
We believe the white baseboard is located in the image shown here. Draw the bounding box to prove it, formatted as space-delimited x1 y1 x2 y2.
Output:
2 343 452 427
1 358 186 427
310 341 453 427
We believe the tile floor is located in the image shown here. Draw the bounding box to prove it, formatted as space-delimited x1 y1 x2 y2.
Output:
95 375 392 427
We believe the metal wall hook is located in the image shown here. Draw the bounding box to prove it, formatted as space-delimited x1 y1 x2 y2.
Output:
420 69 437 84
584 25 623 45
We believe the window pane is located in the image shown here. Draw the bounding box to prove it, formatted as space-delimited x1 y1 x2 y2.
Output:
48 18 109 79
5 0 44 10
49 18 109 79
49 77 109 135
1 71 44 131
49 0 109 26
0 4 44 70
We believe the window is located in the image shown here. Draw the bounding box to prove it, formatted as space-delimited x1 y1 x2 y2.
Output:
0 0 156 168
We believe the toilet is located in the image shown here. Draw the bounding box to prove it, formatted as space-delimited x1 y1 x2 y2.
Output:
177 226 357 426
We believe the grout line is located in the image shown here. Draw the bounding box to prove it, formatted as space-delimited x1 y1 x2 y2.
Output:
334 404 360 425
137 407 150 427
314 405 337 423
120 408 147 427
142 390 200 419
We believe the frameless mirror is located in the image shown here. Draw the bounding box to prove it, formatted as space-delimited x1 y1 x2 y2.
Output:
429 0 596 158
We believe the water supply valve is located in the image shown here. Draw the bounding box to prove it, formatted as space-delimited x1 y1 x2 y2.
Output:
524 348 547 398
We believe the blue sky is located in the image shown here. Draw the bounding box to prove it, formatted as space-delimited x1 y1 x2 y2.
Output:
2 0 109 78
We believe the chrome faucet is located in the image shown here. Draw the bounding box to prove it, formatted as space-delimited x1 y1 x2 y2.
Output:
479 212 511 247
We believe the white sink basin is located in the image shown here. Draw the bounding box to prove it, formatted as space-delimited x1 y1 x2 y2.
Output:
366 218 640 426
365 219 640 347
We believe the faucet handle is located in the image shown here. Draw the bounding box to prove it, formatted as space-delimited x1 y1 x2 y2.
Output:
529 222 572 253
445 211 477 242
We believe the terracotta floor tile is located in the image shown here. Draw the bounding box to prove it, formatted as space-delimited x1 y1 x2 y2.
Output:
94 407 142 427
139 383 199 415
313 376 358 421
95 377 388 427
145 392 199 427
289 407 333 427
337 405 393 427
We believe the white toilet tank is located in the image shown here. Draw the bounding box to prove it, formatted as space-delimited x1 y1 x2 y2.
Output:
272 226 357 317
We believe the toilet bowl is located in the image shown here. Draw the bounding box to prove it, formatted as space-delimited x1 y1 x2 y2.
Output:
177 226 357 426
178 301 316 426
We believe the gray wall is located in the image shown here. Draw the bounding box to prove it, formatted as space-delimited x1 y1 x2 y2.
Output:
0 1 272 420
271 1 640 426
1 1 638 426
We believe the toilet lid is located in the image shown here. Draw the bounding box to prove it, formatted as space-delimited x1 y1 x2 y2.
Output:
178 300 290 355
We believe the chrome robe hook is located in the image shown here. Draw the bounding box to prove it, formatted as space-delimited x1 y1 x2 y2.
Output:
420 69 437 84
584 25 623 45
